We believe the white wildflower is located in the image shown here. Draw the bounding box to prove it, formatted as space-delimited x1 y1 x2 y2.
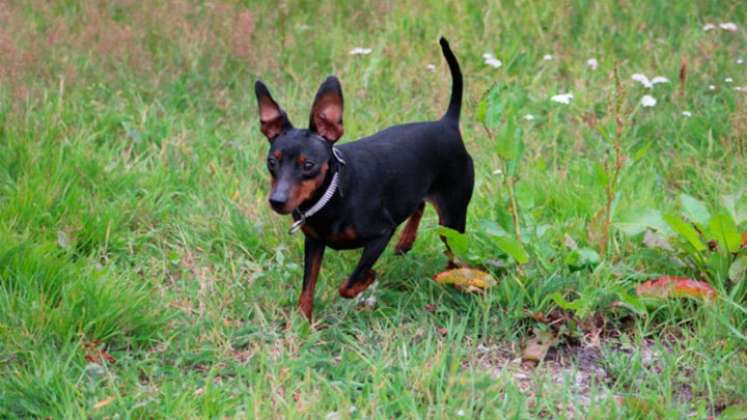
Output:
735 86 747 92
426 64 436 72
483 53 502 68
586 58 598 70
719 22 738 32
523 114 535 121
640 95 657 107
485 58 502 68
682 111 692 117
493 169 503 175
703 23 716 31
543 54 554 61
457 409 466 417
737 58 745 65
725 77 733 83
632 73 653 88
551 93 573 104
708 85 716 91
651 76 670 85
349 47 372 56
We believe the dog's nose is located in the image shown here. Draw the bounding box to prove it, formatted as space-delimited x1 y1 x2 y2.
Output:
269 190 288 212
269 197 286 210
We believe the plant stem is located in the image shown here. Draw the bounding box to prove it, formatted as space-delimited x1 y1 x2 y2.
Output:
482 123 522 243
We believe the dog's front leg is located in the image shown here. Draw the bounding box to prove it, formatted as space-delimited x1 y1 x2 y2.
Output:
299 236 325 321
339 232 393 298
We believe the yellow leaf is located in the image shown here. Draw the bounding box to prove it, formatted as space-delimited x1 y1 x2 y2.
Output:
432 268 496 292
93 396 114 410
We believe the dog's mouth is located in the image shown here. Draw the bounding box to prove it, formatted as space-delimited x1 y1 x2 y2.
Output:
269 200 294 215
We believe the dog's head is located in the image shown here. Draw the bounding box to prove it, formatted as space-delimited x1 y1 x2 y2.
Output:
254 77 344 215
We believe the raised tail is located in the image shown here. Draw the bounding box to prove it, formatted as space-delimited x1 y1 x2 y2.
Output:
439 37 462 124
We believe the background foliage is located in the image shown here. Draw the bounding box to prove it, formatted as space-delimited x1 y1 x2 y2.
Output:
1 0 745 417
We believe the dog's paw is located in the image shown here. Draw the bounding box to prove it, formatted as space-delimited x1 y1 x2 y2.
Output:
339 270 377 298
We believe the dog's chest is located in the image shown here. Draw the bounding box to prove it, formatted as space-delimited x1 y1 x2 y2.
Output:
302 223 365 250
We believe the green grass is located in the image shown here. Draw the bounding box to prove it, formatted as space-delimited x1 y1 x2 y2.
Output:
1 0 746 417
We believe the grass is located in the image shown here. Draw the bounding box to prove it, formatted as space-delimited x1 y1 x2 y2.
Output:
1 0 746 417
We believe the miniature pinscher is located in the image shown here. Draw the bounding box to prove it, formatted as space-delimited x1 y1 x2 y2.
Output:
254 37 473 321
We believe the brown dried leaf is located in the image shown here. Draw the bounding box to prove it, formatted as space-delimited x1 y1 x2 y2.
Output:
522 330 557 366
636 276 716 300
432 268 496 293
93 397 114 410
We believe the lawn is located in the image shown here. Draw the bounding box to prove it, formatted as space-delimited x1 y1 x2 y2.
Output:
1 0 746 418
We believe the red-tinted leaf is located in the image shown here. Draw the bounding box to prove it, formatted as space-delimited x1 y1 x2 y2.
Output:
741 231 747 248
83 340 117 364
636 276 716 300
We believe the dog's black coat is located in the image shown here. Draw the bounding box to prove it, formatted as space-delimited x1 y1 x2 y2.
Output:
254 38 473 320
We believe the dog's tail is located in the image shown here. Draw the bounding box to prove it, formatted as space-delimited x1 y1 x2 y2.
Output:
439 37 462 124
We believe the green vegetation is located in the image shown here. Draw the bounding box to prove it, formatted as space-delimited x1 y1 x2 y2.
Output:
1 0 745 417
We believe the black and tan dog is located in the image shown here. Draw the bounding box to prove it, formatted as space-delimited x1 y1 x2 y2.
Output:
254 37 473 321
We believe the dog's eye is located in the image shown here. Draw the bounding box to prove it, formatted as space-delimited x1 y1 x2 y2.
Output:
303 161 315 171
267 157 277 171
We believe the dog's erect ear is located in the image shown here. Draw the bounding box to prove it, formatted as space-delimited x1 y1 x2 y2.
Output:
309 76 344 143
255 80 292 141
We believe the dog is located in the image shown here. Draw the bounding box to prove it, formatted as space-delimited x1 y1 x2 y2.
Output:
254 37 473 321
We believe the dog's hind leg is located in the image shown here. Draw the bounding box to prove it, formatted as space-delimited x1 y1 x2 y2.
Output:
428 164 473 268
394 202 425 255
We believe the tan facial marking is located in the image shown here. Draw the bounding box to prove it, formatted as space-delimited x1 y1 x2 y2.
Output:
285 162 329 211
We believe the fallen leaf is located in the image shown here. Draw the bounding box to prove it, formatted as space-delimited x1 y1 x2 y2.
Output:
432 268 496 293
437 327 448 336
424 304 436 312
93 397 114 410
636 276 716 300
522 330 556 366
83 340 117 364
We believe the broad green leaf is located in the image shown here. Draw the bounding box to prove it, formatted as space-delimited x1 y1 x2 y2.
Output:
547 292 595 318
496 121 521 161
515 181 535 209
478 219 509 237
728 255 747 283
564 247 600 269
707 251 730 283
493 235 529 264
707 212 741 253
664 213 706 251
505 129 524 177
438 226 468 257
722 191 747 226
548 292 584 311
615 290 647 315
614 208 670 236
679 193 710 227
